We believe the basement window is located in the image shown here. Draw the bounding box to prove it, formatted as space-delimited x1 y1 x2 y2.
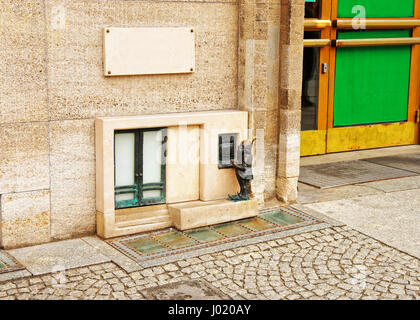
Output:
114 128 167 209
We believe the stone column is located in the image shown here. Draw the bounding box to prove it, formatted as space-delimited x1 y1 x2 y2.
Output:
238 0 281 205
276 0 304 203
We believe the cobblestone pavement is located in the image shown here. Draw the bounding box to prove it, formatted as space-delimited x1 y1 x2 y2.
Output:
0 226 419 300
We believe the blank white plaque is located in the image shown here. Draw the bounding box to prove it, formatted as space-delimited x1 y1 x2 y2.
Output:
103 27 195 76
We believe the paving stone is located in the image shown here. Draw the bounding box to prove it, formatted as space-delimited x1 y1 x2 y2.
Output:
163 264 178 272
8 239 110 276
0 226 419 300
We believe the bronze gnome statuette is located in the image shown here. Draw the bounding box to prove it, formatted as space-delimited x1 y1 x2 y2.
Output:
228 139 255 201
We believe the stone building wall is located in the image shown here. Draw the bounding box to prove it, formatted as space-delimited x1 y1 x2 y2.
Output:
0 0 304 248
238 0 304 204
276 0 304 203
238 0 282 204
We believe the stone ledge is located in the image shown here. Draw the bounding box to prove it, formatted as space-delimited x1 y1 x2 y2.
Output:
168 199 258 230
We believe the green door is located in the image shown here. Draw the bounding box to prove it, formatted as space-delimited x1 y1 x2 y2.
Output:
333 29 412 126
337 0 414 18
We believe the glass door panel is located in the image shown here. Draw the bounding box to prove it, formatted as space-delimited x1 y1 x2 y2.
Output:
301 0 331 156
114 128 167 209
114 131 139 208
302 31 321 131
305 0 323 19
141 129 166 205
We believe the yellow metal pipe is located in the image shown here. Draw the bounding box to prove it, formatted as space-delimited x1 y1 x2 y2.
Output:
335 19 420 29
304 39 331 47
304 19 332 29
334 37 420 47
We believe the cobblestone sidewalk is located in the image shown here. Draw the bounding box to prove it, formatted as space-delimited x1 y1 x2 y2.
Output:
0 226 419 300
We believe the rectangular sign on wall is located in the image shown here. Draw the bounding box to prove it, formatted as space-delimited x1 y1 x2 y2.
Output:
103 27 195 76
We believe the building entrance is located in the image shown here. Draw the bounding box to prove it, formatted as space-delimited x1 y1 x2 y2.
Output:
301 0 420 156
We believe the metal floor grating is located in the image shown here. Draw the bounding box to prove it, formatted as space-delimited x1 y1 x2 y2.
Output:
362 152 420 174
299 160 417 189
143 280 230 300
0 250 25 274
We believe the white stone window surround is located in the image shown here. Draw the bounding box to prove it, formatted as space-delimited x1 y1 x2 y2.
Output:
95 110 248 238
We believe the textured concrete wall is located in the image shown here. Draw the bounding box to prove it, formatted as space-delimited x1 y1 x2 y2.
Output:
0 190 50 248
238 0 281 204
238 0 303 204
45 0 239 120
0 0 240 248
0 0 302 247
276 0 304 203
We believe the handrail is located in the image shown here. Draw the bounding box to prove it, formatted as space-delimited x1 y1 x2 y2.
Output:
335 19 420 30
304 19 332 29
304 39 331 47
334 37 420 47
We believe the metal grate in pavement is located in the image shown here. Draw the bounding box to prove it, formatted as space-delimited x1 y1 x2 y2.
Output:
299 160 417 189
362 153 420 174
0 250 25 274
143 280 230 300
